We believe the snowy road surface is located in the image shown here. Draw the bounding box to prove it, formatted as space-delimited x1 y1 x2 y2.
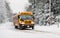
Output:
0 22 60 38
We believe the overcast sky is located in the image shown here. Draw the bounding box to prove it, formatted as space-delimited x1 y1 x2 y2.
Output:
7 0 30 13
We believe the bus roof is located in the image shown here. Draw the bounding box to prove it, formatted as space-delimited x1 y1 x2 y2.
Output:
18 12 32 15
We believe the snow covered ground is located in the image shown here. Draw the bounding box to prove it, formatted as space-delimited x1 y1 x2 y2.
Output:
35 24 60 34
0 22 60 38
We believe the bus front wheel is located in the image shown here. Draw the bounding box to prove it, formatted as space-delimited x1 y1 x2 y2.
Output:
32 26 34 29
15 26 18 29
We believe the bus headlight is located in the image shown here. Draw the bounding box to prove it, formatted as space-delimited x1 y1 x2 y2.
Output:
21 22 25 24
31 22 34 24
19 21 25 24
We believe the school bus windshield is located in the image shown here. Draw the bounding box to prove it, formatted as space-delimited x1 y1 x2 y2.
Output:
20 15 33 20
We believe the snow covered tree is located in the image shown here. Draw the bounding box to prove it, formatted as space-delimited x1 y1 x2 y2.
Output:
0 0 7 23
5 1 13 22
26 0 60 25
0 0 13 23
51 0 60 16
26 0 45 24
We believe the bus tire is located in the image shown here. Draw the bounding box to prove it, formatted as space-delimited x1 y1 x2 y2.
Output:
32 26 34 29
15 26 18 29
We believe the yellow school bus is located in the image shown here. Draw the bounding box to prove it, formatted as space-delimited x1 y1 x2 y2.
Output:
13 12 35 30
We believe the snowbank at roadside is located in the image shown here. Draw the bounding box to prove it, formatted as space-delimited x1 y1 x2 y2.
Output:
35 24 60 34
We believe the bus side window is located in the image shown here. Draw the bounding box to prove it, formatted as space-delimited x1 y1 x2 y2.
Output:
13 16 18 22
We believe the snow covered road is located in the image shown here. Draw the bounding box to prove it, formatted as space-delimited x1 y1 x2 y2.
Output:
0 22 60 38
